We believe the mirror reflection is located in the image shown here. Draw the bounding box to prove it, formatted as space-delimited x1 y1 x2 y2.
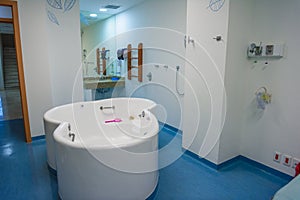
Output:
80 0 147 101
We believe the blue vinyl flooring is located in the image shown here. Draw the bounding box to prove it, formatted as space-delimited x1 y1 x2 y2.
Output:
0 119 291 200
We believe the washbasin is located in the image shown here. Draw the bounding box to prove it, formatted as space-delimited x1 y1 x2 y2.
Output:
83 76 125 89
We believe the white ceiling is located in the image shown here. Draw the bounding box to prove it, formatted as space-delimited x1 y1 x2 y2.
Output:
80 0 146 26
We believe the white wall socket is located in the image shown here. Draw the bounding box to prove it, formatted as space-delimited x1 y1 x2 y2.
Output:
292 158 300 169
282 155 292 166
273 151 281 162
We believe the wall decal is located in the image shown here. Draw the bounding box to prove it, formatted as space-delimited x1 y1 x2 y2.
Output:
46 0 77 25
47 10 60 25
208 0 225 12
47 0 63 10
64 0 76 12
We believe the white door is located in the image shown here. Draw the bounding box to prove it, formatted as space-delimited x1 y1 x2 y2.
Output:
182 0 229 162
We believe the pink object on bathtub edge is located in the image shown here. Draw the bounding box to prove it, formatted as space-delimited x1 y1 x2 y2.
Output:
105 118 122 123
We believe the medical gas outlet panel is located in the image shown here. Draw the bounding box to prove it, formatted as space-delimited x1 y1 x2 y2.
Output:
247 42 284 58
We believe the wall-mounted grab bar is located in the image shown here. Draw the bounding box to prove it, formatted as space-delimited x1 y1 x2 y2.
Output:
100 106 115 110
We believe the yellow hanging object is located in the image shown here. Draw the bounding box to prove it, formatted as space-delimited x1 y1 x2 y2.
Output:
255 87 272 110
261 92 272 104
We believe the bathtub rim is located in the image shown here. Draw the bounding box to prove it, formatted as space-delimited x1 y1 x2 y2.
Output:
43 97 157 124
48 97 159 150
53 121 159 150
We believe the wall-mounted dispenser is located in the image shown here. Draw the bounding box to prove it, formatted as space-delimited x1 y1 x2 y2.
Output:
247 42 284 58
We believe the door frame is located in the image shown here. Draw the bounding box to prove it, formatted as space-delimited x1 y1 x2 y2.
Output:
0 0 31 143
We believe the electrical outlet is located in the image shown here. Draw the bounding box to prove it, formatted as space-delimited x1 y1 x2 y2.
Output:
282 155 292 166
273 151 281 162
292 158 300 168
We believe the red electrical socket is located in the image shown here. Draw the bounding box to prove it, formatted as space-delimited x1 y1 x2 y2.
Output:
273 151 281 163
295 163 300 177
283 155 292 166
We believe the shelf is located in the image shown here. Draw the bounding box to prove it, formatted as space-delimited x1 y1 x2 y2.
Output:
247 55 283 59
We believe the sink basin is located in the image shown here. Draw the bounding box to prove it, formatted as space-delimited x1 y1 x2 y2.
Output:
83 77 125 89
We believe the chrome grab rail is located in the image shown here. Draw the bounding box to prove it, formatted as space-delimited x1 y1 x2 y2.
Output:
100 106 115 110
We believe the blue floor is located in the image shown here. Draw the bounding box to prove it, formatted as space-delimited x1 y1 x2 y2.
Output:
0 119 290 200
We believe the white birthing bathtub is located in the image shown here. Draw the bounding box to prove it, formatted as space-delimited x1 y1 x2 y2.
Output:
44 98 159 200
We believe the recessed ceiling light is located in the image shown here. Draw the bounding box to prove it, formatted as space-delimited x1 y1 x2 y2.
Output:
89 13 98 17
99 8 108 12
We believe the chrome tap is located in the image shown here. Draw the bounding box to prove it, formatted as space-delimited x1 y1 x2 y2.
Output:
139 111 145 118
69 133 75 142
68 123 75 142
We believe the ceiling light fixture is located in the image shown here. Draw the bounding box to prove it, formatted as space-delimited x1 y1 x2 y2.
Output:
89 13 98 17
99 8 108 12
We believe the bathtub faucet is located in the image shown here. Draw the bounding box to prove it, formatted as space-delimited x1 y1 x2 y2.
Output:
67 124 75 142
100 106 115 110
139 111 145 118
69 133 75 142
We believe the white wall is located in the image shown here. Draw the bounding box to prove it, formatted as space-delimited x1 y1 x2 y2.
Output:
183 0 229 164
217 0 300 175
182 0 300 174
18 0 54 136
82 17 116 54
82 17 117 77
240 0 300 176
46 1 83 106
18 0 83 137
116 0 187 128
218 0 253 164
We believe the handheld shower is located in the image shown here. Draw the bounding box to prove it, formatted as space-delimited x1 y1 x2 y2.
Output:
175 66 184 96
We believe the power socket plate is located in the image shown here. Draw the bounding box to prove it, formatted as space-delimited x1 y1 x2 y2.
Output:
273 151 281 163
292 158 300 168
283 155 292 166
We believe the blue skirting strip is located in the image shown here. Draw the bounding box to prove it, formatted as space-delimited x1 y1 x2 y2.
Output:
183 150 219 169
238 156 293 181
160 122 293 180
32 135 45 141
183 149 293 180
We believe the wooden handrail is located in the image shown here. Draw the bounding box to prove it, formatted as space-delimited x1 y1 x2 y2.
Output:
127 43 143 82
